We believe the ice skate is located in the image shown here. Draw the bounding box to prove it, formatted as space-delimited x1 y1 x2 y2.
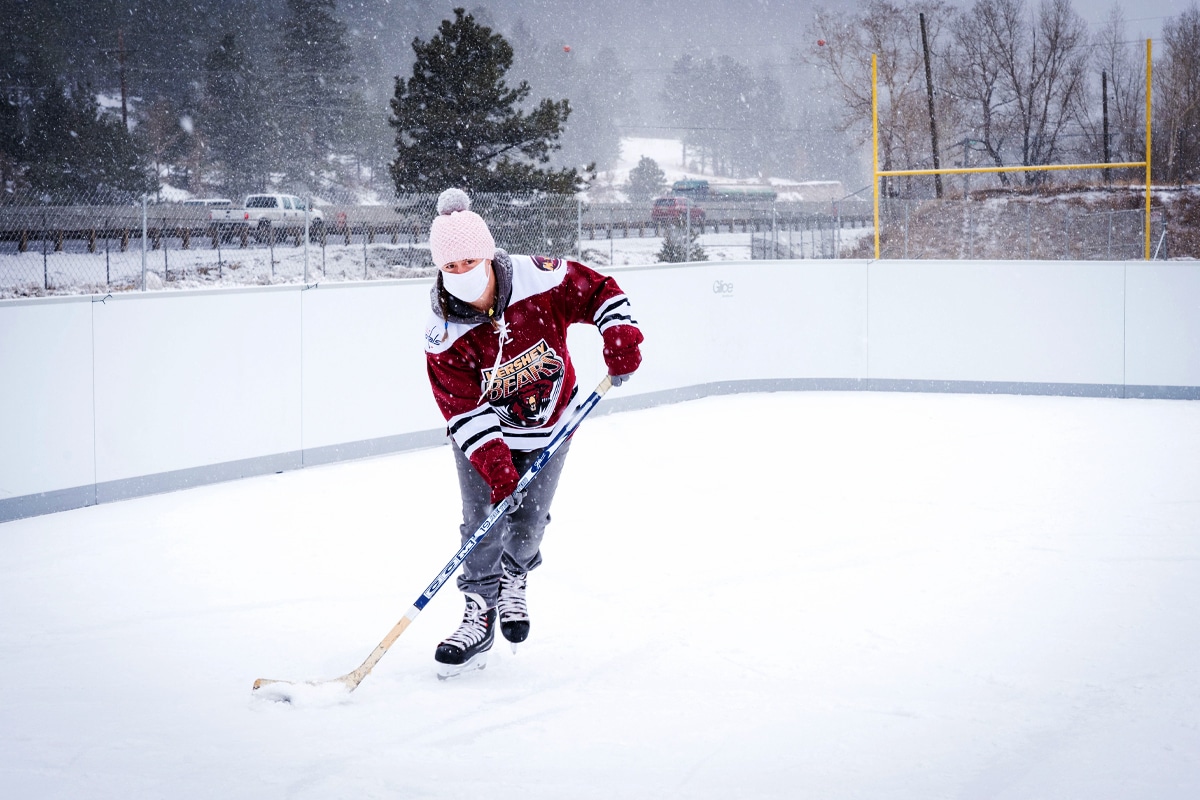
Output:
498 566 529 653
435 592 495 680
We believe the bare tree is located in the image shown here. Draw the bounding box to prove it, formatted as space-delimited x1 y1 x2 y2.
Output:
812 0 956 197
972 0 1089 184
945 0 1017 184
1084 5 1147 183
1155 4 1200 184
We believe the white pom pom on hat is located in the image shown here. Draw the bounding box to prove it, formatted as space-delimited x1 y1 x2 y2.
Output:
430 188 495 268
436 187 471 215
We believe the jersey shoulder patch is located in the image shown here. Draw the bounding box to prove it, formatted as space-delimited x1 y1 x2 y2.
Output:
531 255 564 272
424 313 474 354
510 254 570 305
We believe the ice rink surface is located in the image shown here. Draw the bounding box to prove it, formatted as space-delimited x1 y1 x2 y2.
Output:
2 390 1199 799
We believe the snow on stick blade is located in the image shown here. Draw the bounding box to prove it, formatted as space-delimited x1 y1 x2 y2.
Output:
251 677 355 706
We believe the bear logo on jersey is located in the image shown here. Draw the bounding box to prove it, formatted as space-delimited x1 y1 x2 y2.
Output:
480 339 565 427
531 255 562 272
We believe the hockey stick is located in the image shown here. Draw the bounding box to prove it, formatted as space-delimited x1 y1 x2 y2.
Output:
252 375 613 696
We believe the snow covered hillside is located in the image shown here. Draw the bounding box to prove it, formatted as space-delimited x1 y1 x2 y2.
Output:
587 136 846 204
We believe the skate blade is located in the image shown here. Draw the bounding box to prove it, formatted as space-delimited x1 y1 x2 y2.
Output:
436 652 488 681
509 642 520 654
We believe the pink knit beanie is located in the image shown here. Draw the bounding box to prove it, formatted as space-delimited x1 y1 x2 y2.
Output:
429 188 495 268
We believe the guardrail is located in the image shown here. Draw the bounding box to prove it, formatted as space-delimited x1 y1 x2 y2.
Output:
0 193 876 296
0 204 873 248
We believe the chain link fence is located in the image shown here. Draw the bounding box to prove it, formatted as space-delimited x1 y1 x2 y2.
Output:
750 212 851 259
0 190 874 298
871 196 1169 261
0 189 439 298
2 189 1168 299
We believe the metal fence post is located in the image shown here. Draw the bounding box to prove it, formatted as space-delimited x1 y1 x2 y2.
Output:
835 205 841 259
162 213 169 281
1026 203 1033 259
141 195 147 291
685 197 691 246
771 202 777 258
1151 208 1167 259
609 205 614 266
576 198 582 260
304 197 310 284
967 197 974 260
42 210 48 290
1063 209 1070 260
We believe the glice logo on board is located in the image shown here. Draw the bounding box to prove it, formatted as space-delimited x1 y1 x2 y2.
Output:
712 279 734 298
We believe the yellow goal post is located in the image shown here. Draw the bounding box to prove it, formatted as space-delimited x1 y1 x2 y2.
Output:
871 40 1154 260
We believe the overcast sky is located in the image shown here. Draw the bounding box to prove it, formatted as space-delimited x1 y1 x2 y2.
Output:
1075 0 1193 37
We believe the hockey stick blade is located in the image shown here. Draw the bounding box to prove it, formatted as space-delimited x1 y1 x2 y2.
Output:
251 613 416 699
251 676 354 703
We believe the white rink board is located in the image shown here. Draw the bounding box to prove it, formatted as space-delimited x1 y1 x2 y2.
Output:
1 258 1197 519
0 298 96 500
600 261 868 387
91 287 303 484
299 282 444 452
867 260 1127 386
1125 262 1200 389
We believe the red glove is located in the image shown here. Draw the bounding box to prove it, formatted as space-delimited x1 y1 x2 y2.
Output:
469 439 521 505
602 325 643 378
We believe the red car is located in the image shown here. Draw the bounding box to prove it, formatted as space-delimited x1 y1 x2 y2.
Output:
650 197 705 223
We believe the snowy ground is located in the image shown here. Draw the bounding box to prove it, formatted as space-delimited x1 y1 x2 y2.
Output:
2 390 1199 799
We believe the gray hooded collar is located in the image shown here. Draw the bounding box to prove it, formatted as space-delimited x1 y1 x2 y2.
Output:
430 249 514 325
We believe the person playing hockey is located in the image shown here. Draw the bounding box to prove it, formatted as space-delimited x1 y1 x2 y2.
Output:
423 188 643 680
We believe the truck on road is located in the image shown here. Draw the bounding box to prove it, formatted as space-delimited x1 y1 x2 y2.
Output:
209 194 324 240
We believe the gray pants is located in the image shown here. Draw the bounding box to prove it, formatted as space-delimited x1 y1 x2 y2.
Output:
452 438 572 607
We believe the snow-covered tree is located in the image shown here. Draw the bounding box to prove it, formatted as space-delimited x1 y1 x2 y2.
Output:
388 7 582 194
203 32 274 195
22 79 152 199
656 220 707 263
625 156 667 201
274 0 357 188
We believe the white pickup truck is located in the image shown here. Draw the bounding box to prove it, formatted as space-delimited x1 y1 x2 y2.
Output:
209 194 324 238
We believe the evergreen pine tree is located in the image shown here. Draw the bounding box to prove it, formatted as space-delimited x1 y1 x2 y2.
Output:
204 32 273 195
389 7 581 193
0 93 22 190
24 79 151 199
275 0 356 188
625 156 667 202
656 220 707 263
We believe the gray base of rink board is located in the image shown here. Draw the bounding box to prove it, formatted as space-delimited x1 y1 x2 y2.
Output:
0 430 446 524
2 379 1196 523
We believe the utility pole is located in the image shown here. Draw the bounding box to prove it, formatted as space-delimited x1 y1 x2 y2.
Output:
1102 69 1110 185
118 29 128 129
920 12 943 199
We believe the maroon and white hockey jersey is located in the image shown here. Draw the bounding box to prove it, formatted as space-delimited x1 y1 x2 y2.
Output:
424 253 642 463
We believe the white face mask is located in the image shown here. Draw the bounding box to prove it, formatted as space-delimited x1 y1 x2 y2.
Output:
442 259 490 303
